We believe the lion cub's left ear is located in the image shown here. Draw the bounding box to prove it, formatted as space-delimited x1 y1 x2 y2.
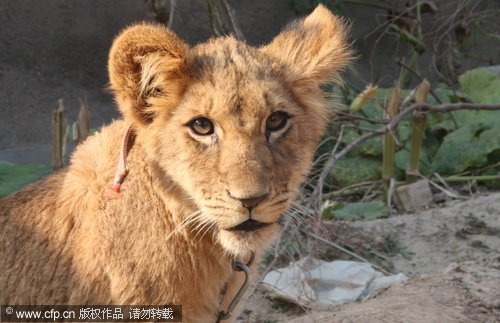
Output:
262 5 353 89
108 23 189 126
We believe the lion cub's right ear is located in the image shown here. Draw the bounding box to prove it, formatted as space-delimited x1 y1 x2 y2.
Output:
108 23 189 126
262 5 352 90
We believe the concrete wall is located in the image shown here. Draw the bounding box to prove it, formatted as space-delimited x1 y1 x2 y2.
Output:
0 0 497 149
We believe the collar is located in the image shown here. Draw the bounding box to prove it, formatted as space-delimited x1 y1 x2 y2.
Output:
216 251 254 322
107 125 135 199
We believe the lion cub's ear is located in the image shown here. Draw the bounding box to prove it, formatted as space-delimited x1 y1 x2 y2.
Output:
108 23 189 126
262 5 352 89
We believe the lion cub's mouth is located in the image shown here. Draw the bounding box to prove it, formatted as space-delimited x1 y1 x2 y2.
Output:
227 219 272 232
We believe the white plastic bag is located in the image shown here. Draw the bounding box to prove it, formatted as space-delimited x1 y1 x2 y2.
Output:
262 257 407 309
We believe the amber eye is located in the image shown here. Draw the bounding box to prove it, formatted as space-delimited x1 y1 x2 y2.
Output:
266 111 289 132
189 117 214 136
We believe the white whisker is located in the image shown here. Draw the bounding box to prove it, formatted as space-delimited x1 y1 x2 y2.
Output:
193 218 213 242
165 209 202 242
199 222 217 243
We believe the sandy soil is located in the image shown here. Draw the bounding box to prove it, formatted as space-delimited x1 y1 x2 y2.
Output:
241 192 500 322
290 256 500 323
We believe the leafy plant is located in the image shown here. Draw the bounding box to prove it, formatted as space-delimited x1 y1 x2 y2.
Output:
0 161 52 197
323 201 388 221
321 67 500 216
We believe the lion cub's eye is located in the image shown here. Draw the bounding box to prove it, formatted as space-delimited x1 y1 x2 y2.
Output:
266 111 289 132
189 117 214 136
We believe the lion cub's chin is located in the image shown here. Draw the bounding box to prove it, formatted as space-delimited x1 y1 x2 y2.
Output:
217 223 281 259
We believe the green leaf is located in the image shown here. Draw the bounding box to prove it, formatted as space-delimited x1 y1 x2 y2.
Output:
0 161 52 197
427 87 454 105
350 120 384 157
422 134 441 160
459 68 500 104
454 110 500 127
395 148 432 175
398 120 413 144
329 157 381 187
431 109 500 134
432 124 500 174
324 201 388 221
355 137 383 157
358 102 383 120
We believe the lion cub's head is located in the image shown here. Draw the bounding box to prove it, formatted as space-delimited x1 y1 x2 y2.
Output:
108 5 352 257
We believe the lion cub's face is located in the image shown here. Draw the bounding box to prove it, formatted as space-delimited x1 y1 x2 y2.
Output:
161 41 321 256
109 5 351 257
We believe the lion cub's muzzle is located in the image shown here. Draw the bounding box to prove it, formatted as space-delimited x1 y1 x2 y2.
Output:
227 219 273 232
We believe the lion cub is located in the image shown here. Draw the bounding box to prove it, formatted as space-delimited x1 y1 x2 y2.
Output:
0 5 351 322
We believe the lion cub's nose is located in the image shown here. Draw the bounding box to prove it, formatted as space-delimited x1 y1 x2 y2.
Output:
234 193 269 210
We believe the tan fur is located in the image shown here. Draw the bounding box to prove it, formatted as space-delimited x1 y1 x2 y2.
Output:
0 5 351 322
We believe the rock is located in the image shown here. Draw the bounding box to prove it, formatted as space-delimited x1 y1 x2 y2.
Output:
396 180 433 212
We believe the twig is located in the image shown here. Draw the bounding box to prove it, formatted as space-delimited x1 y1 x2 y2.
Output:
322 180 382 200
300 229 393 276
395 59 443 104
314 125 345 211
442 175 500 182
335 111 388 124
433 172 455 193
345 124 385 133
247 220 295 297
400 88 417 108
420 174 463 199
361 181 380 202
416 103 500 113
168 0 176 28
455 162 500 177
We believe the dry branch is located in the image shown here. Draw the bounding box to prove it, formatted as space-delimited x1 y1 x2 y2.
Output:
336 111 389 124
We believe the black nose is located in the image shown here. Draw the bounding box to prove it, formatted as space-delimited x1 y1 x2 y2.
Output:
237 193 269 210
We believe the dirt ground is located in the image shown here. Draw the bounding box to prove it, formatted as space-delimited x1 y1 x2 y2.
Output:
241 192 500 322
